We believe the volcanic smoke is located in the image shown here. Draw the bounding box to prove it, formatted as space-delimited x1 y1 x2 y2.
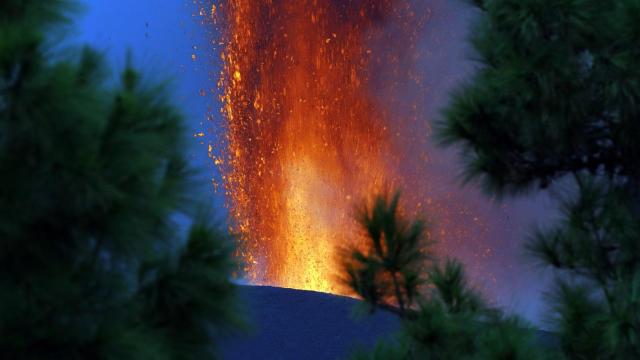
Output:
214 0 471 295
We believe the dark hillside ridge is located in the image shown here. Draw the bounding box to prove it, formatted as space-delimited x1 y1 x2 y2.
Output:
220 286 400 360
220 286 557 359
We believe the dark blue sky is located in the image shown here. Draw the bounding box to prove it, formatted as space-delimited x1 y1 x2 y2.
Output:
73 0 558 327
74 0 224 211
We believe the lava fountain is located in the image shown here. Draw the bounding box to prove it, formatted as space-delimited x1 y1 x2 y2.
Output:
216 0 429 294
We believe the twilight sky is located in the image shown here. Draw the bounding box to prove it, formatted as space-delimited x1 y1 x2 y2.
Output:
74 0 559 327
74 0 223 209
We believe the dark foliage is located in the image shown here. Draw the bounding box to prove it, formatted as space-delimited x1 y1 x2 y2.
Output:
0 1 241 358
343 192 546 359
440 0 640 358
341 191 430 318
440 0 640 196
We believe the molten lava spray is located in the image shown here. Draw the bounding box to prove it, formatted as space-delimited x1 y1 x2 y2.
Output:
216 0 431 294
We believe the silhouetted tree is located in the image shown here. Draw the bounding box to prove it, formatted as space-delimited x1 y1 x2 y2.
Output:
343 192 546 359
439 0 640 357
0 1 241 358
342 191 430 318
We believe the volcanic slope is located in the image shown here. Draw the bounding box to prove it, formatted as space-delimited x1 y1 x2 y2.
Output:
220 286 401 360
219 286 559 359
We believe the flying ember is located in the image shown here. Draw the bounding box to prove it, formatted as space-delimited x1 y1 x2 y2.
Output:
216 0 431 294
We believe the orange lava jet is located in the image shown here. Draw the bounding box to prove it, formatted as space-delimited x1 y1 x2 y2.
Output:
217 0 428 294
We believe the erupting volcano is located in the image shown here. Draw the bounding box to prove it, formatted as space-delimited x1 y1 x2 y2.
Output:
215 0 444 294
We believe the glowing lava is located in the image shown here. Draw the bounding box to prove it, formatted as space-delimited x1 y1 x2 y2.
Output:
216 0 427 294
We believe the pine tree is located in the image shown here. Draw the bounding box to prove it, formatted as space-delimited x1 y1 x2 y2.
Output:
341 191 430 319
439 0 640 357
343 192 545 359
0 1 241 358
